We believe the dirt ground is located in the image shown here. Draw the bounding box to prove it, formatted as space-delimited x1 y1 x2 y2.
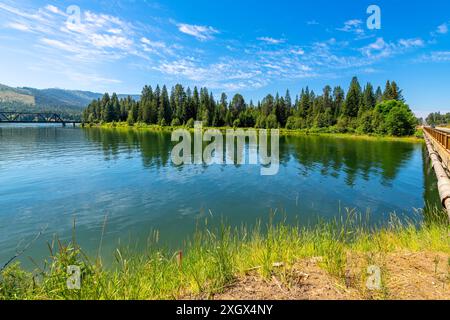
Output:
213 252 450 300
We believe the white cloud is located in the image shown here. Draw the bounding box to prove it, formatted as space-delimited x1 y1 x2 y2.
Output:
90 34 133 49
0 2 46 22
108 28 123 35
418 51 450 62
45 5 63 15
177 23 219 41
338 19 364 34
361 37 424 59
437 23 448 34
141 37 165 48
398 38 424 48
40 38 79 53
154 57 270 90
257 37 285 44
290 48 305 55
6 22 31 32
140 37 176 57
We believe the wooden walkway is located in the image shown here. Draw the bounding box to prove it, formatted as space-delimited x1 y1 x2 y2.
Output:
424 127 450 170
423 127 450 218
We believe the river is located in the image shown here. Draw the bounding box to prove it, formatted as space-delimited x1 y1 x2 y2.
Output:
0 124 441 267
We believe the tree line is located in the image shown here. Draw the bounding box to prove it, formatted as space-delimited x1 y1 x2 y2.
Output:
426 112 450 126
82 77 418 136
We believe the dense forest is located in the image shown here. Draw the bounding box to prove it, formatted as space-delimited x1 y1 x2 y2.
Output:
83 77 418 136
426 112 450 126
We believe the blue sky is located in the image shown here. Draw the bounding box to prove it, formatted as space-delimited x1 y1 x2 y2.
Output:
0 0 449 117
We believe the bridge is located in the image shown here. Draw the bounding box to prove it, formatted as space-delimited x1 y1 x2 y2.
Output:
0 112 81 127
423 126 450 219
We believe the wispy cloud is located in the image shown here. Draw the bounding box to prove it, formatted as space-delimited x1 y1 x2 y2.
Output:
417 51 450 63
257 37 285 45
437 23 448 34
177 23 219 41
337 19 364 34
0 2 444 94
45 4 64 15
307 20 319 26
6 22 31 32
360 37 424 59
336 19 375 40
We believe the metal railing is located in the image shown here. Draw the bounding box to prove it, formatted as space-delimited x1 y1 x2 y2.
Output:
0 112 81 126
424 127 450 152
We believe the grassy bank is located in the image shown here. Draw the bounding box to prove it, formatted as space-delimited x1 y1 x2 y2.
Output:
1 210 449 300
86 122 424 143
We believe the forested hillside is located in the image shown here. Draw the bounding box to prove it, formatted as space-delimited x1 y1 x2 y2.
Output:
0 84 138 121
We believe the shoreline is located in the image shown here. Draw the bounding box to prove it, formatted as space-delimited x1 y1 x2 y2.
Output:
84 122 424 143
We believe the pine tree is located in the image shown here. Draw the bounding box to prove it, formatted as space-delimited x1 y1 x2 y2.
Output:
298 87 311 119
261 94 274 117
231 94 246 119
285 89 292 118
192 87 200 121
362 83 376 112
159 85 170 125
383 80 393 101
375 86 383 104
140 85 153 124
333 86 345 120
152 85 161 124
111 93 120 121
343 77 361 118
390 81 404 102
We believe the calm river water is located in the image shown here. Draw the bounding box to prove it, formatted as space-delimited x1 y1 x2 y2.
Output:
0 124 440 267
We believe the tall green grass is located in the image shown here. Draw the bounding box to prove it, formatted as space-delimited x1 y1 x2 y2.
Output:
1 208 449 300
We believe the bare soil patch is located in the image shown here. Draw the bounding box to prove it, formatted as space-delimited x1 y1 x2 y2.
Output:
212 252 450 300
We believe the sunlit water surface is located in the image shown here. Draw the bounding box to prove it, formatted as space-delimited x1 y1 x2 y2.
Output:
0 125 440 267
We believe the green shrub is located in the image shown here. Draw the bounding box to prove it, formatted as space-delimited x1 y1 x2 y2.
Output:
265 114 279 129
171 118 181 127
286 116 304 130
186 118 195 128
385 106 417 136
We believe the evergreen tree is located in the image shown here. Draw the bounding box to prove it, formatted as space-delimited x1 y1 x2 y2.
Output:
375 86 383 104
333 86 345 120
152 85 161 124
231 94 246 120
382 80 393 101
343 77 362 118
362 83 376 112
261 94 274 116
192 87 200 121
390 81 404 102
111 93 120 121
159 85 170 124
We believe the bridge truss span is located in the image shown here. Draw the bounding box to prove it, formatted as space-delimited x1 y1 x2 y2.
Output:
0 111 80 126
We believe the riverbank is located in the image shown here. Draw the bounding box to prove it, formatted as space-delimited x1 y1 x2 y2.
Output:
86 122 424 143
1 210 449 300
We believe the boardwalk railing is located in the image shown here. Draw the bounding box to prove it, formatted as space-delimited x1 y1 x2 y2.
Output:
423 126 450 219
423 127 450 152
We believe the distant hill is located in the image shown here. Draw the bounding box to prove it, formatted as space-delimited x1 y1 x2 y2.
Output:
0 83 139 120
